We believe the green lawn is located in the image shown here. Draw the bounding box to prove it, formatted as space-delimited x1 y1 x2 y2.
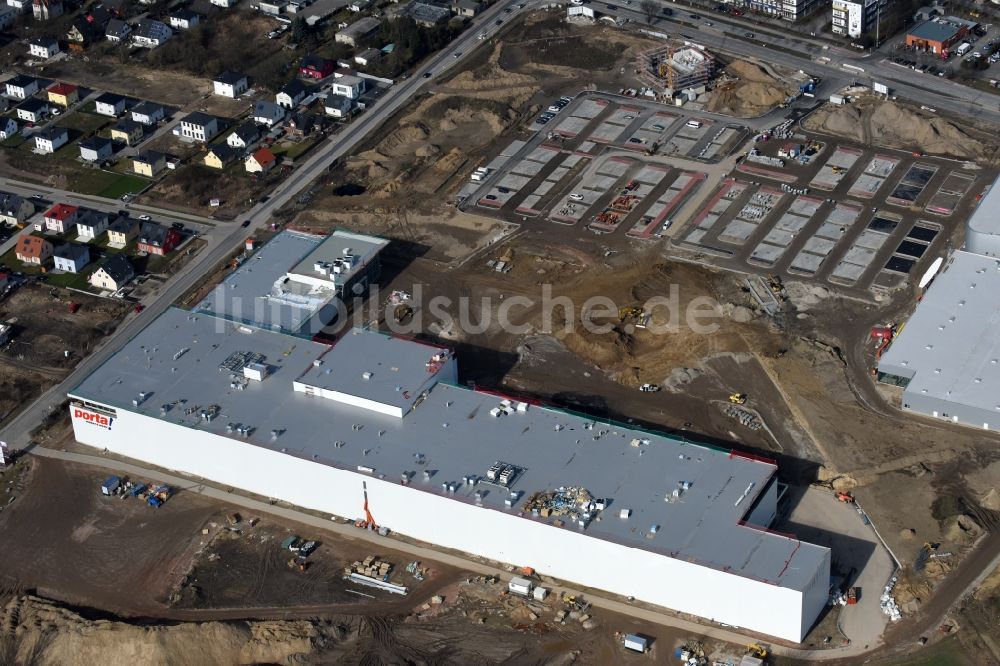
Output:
44 268 93 290
273 136 320 160
95 174 147 199
55 110 111 135
2 134 25 148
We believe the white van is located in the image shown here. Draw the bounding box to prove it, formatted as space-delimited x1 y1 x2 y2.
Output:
685 119 702 129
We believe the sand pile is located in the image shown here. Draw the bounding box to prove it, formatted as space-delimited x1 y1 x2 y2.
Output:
805 98 986 159
704 60 793 117
0 596 318 666
945 514 984 544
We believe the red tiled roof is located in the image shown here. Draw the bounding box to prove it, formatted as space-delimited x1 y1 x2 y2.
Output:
44 203 78 221
48 82 78 96
17 235 49 259
252 147 277 167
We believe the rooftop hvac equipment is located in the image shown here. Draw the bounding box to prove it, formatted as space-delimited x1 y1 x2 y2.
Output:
485 461 522 487
243 362 269 382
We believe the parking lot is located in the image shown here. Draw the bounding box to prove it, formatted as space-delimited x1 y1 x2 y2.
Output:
886 22 1000 87
458 92 745 240
671 129 994 298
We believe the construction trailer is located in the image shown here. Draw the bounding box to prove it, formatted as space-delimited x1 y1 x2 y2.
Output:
101 475 121 495
623 634 650 653
508 576 533 596
66 235 830 644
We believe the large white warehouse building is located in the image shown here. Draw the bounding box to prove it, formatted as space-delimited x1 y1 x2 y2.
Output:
67 235 830 643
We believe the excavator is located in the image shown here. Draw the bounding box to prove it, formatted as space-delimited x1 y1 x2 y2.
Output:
746 643 769 659
729 393 747 405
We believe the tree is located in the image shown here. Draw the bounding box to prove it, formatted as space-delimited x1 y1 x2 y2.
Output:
640 0 657 24
291 16 309 43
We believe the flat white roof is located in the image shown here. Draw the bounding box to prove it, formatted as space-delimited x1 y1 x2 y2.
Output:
880 249 1000 411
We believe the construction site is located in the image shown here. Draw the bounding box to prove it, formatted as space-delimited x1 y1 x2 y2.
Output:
639 44 718 97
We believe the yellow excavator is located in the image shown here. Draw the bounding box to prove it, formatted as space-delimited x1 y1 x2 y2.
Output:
729 393 747 405
746 643 769 659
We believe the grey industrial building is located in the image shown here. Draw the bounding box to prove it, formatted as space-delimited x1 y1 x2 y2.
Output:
964 175 1000 258
878 249 1000 430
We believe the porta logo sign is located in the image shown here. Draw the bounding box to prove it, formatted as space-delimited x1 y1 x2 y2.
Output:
73 407 114 430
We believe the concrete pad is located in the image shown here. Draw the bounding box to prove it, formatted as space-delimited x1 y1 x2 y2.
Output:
685 228 708 244
697 212 720 230
815 222 850 240
789 251 825 274
854 230 889 251
775 214 810 234
719 219 758 244
749 242 785 264
831 260 867 283
827 205 861 226
500 140 527 157
848 174 885 199
762 228 795 246
843 246 876 265
801 236 836 255
573 98 608 119
788 197 822 217
511 159 545 177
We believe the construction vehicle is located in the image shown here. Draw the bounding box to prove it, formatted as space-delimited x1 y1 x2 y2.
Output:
871 325 895 359
847 586 859 605
618 306 644 321
831 165 845 174
836 491 855 503
729 393 747 405
354 481 378 530
393 303 414 324
147 484 171 507
67 302 80 314
746 643 769 659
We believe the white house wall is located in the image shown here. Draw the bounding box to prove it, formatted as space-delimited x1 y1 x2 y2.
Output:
70 399 819 642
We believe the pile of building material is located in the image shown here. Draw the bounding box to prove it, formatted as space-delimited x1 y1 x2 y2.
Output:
724 404 763 431
881 575 902 621
348 555 393 580
524 486 604 527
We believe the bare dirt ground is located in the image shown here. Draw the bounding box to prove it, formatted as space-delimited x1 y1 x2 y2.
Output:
0 285 130 426
803 92 1000 161
144 164 284 220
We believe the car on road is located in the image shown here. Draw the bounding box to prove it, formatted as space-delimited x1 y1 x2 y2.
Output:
689 13 700 18
661 6 672 14
504 5 513 11
423 71 432 78
453 51 461 58
171 222 184 230
138 214 151 221
651 124 665 131
241 220 251 227
484 194 498 201
495 19 502 25
478 32 487 39
30 194 43 200
703 21 712 26
569 193 584 200
745 31 754 38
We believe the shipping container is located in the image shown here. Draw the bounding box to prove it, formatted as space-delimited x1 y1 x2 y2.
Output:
508 576 533 596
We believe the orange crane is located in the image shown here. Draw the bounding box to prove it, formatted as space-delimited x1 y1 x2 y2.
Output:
355 481 378 530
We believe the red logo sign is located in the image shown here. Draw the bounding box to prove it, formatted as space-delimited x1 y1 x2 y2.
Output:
74 408 114 429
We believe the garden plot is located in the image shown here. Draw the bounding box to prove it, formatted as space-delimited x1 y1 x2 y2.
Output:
847 154 900 199
887 163 938 207
810 146 863 190
516 153 588 216
749 195 824 268
628 171 706 239
925 172 974 216
661 120 712 158
718 187 785 245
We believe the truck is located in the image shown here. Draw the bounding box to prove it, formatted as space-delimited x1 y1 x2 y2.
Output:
957 42 972 56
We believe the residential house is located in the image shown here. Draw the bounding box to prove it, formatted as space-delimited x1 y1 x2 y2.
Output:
0 5 16 28
110 118 144 146
53 243 90 273
107 216 138 248
32 0 63 20
287 112 319 138
245 146 277 174
334 16 379 46
75 209 110 240
137 221 180 256
34 126 67 153
401 1 450 27
299 54 335 79
132 19 172 48
354 48 381 67
330 74 365 100
15 98 48 124
5 75 39 100
94 92 128 117
210 0 236 7
42 203 79 233
323 93 352 118
451 0 480 17
258 0 286 13
168 8 199 29
276 79 307 108
67 12 110 49
213 71 248 98
180 111 221 142
347 0 371 11
15 236 53 265
203 143 239 169
0 117 16 139
131 100 166 125
105 18 132 42
133 151 166 176
226 121 260 149
0 192 34 227
78 135 115 162
6 0 29 13
89 254 135 291
28 37 60 59
47 82 79 107
252 100 285 127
